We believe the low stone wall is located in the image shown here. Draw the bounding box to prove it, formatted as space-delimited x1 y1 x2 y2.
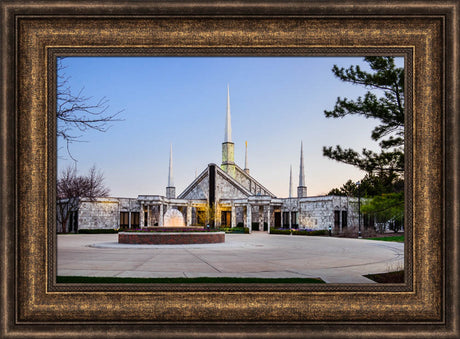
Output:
118 232 225 245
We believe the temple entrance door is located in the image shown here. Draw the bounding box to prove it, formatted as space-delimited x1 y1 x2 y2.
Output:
221 211 231 227
274 212 281 228
334 210 340 232
283 212 289 228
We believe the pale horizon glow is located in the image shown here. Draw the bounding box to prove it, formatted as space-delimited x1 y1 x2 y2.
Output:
57 57 404 198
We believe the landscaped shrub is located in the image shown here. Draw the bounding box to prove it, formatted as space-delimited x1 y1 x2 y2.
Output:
292 229 327 236
361 227 377 238
218 227 249 234
269 228 291 235
78 229 118 234
340 227 358 238
269 228 327 236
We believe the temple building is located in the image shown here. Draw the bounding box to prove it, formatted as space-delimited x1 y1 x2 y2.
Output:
57 87 360 234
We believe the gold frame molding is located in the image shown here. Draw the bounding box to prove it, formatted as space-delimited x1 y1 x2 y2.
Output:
1 1 458 338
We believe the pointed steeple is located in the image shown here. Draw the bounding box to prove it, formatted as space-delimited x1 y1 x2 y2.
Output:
168 144 173 187
244 141 249 174
166 144 176 199
221 85 235 178
299 141 305 187
225 84 232 142
297 141 307 198
289 165 293 198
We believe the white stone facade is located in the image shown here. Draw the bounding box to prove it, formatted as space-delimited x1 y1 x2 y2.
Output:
57 88 362 234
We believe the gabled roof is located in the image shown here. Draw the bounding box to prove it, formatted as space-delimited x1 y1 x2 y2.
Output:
177 164 253 200
233 164 277 198
177 167 209 199
214 165 252 197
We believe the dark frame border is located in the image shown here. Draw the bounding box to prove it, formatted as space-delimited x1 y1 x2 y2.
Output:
48 46 413 294
1 1 458 338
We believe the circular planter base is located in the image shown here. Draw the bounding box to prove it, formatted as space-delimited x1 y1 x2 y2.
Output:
118 232 225 245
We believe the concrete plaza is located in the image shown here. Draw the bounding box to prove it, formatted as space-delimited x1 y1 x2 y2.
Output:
57 232 404 283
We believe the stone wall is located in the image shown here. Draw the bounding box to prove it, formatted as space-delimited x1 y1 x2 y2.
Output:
118 198 140 212
78 199 120 230
296 196 359 231
298 198 334 230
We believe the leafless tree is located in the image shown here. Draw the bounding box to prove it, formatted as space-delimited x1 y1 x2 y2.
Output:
57 57 123 159
56 165 110 233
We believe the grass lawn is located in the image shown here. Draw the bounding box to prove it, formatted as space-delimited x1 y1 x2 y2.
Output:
364 235 404 242
364 270 404 283
57 276 325 284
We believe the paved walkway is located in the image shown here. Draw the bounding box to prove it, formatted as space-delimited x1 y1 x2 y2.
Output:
57 232 404 283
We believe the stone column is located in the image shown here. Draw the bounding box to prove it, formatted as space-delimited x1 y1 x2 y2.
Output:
246 204 252 233
146 204 151 227
215 204 220 228
187 204 192 226
259 206 264 231
231 203 236 228
127 199 131 229
297 203 301 229
159 204 164 227
289 211 292 230
139 201 144 228
267 205 271 234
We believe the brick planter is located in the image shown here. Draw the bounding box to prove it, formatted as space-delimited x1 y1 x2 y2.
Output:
118 232 225 245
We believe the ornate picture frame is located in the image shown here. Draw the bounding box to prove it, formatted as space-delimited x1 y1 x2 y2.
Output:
1 1 458 338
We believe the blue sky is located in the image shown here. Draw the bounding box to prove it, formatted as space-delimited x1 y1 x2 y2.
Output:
58 56 404 198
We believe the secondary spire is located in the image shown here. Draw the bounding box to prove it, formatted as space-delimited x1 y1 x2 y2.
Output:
225 84 232 142
168 144 174 186
297 141 307 198
299 141 305 187
244 141 250 174
166 144 176 199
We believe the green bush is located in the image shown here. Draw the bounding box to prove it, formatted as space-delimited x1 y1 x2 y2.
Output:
269 228 328 236
78 228 118 234
269 228 291 235
219 227 249 234
292 229 327 236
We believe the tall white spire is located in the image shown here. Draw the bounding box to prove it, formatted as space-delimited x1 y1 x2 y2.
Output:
299 141 305 187
289 165 293 198
168 143 173 187
297 141 307 198
224 84 232 142
221 85 235 178
166 144 176 199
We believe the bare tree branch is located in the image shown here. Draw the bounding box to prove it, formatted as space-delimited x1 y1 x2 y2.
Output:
57 57 124 159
